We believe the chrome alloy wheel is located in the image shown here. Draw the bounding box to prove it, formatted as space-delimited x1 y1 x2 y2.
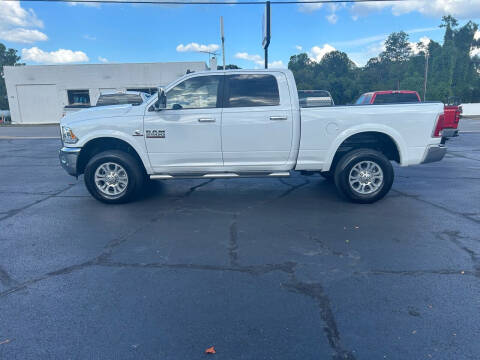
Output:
94 162 129 198
348 160 384 195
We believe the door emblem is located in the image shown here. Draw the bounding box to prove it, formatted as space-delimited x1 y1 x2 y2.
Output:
146 130 165 138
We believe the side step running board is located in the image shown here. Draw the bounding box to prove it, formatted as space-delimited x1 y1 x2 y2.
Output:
150 171 290 180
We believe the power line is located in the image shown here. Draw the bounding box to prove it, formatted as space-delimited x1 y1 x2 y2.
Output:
0 0 410 5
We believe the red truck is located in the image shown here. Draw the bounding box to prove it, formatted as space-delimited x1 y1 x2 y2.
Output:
355 90 462 138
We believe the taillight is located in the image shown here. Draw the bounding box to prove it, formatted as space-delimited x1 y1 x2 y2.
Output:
455 110 460 124
433 114 445 137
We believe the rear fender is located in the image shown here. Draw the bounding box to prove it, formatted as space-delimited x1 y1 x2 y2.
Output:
323 124 408 172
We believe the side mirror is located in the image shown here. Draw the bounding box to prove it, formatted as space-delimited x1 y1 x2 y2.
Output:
153 88 166 111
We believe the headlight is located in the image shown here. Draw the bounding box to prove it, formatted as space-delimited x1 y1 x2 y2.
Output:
61 126 78 144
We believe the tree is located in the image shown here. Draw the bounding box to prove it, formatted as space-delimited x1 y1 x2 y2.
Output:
441 15 459 43
380 31 412 63
288 17 480 104
0 43 22 110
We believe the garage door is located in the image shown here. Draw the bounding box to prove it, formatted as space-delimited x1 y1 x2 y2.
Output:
16 84 62 124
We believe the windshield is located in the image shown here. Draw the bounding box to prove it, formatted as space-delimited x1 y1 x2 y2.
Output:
96 93 144 106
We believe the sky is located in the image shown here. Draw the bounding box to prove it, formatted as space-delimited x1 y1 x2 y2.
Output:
1 0 480 68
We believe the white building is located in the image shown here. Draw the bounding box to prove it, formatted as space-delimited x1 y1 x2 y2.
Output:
4 61 207 124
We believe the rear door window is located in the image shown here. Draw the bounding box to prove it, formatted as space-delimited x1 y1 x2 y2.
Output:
225 74 280 108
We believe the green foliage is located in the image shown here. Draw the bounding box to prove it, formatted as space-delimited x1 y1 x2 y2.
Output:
217 64 241 70
381 31 412 62
0 43 22 110
289 16 480 105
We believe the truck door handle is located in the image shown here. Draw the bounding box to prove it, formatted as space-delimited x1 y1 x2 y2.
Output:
198 118 215 122
270 116 287 121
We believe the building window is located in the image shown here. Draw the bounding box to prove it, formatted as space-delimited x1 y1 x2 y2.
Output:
67 90 90 106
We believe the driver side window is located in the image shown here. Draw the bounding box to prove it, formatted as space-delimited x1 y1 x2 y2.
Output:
166 76 221 110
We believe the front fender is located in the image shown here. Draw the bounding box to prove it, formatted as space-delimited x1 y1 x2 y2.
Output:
76 130 153 174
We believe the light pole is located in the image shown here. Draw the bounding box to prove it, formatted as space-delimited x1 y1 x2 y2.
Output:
262 1 271 69
423 50 429 101
221 16 226 70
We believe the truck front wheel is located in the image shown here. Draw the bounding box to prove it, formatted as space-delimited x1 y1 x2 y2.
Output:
84 150 144 204
333 149 394 204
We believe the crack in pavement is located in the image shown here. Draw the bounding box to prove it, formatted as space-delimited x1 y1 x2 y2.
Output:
0 259 297 298
437 231 480 278
98 260 297 276
282 274 356 360
391 189 480 224
278 178 310 198
183 179 214 198
445 151 480 163
0 266 19 287
354 269 476 277
229 214 239 267
0 184 75 222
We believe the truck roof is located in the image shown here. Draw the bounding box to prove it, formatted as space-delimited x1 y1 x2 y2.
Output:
186 69 291 76
368 90 419 95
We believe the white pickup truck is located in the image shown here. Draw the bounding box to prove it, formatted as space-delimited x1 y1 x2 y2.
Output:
59 69 447 204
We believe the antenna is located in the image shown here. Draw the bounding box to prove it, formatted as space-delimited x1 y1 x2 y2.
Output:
198 50 219 70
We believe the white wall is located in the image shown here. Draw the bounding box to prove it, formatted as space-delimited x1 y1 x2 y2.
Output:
460 103 480 119
5 62 207 124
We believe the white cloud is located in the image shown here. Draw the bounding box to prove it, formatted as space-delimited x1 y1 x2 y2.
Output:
309 44 336 62
0 2 47 43
98 56 109 63
326 13 338 24
348 41 386 66
333 27 438 48
268 60 285 68
298 0 323 13
235 52 263 66
22 47 89 64
351 0 480 20
234 52 284 68
472 31 480 57
83 34 96 41
67 1 101 7
176 43 219 53
410 36 431 55
295 45 303 51
0 29 47 43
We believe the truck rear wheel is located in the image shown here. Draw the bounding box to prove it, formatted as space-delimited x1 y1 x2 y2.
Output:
333 148 394 204
84 150 144 204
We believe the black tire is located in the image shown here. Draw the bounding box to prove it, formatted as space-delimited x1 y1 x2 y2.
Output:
84 150 145 204
320 171 333 181
333 148 394 204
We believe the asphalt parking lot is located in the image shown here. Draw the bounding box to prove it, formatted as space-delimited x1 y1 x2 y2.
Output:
1 121 479 360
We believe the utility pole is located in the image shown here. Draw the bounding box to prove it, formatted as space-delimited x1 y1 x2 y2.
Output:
220 16 225 70
262 1 271 69
423 51 429 101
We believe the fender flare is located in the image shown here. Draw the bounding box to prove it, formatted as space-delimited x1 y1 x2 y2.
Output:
323 124 408 172
77 131 153 174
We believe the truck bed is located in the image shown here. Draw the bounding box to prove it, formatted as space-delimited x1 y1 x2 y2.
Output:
296 102 445 171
